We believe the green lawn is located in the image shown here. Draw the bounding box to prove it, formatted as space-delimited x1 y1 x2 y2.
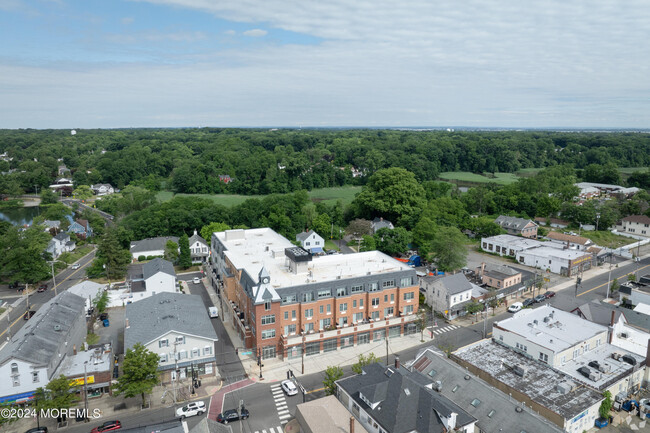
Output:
578 231 636 249
155 185 362 207
439 172 520 185
58 244 94 268
618 167 647 174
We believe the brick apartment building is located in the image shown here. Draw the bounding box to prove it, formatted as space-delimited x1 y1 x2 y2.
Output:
210 228 419 360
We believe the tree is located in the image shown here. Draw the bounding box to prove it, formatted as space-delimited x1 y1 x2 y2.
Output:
465 301 484 315
73 185 94 200
93 290 109 313
360 234 376 252
40 188 59 204
0 225 51 284
96 227 133 280
599 390 613 420
311 213 332 240
200 222 231 242
374 227 411 256
323 365 344 395
113 343 160 408
345 219 373 237
178 233 192 269
33 374 79 413
429 226 467 272
416 309 428 342
165 240 179 263
352 353 379 374
352 167 426 228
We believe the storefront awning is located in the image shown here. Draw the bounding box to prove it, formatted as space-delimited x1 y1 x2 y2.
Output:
0 390 35 404
311 247 324 253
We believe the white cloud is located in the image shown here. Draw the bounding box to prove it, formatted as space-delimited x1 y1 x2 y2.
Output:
242 28 267 37
121 16 134 25
105 30 207 44
223 29 236 35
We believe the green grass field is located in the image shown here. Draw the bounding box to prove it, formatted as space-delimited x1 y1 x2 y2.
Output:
578 230 635 249
156 185 362 207
618 167 647 175
439 172 520 185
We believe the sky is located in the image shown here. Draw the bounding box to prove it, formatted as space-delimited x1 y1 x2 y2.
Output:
1 0 649 129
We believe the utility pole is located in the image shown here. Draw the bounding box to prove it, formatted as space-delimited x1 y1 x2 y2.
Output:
257 347 263 379
301 337 305 374
50 261 58 296
483 302 488 338
173 340 179 403
385 334 389 366
606 253 613 299
83 361 89 422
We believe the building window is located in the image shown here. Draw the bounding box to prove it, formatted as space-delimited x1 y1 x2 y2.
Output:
404 292 415 301
404 305 414 314
391 294 394 302
303 292 314 302
318 290 331 299
353 313 364 323
262 329 276 340
400 277 413 286
32 371 39 383
159 339 169 348
284 311 289 320
284 324 297 335
261 314 275 325
320 318 331 330
175 336 185 344
384 294 388 302
11 363 18 374
471 398 481 407
337 288 346 297
305 309 314 319
384 307 394 316
305 323 314 332
13 376 20 387
327 304 331 313
369 283 380 292
372 297 380 307
319 305 324 314
351 285 364 293
538 352 548 363
382 280 395 288
204 346 212 355
371 311 380 321
191 348 200 358
159 354 168 363
264 301 271 311
353 300 357 308
359 299 364 307
281 295 296 304
340 303 348 313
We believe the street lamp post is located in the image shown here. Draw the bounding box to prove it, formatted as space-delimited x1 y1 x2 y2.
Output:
596 213 600 232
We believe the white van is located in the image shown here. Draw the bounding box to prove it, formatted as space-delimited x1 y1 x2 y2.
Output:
208 306 219 318
507 302 523 313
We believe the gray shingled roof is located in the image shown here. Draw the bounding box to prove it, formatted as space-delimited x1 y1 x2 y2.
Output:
142 258 176 280
130 236 179 254
0 291 86 367
296 230 316 242
125 292 218 350
436 273 474 295
409 347 563 433
54 232 70 242
337 363 476 433
495 215 536 231
189 231 208 247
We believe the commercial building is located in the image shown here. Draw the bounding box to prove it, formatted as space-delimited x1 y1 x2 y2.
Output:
0 291 86 404
476 263 522 290
545 232 594 251
453 340 604 432
289 395 368 433
619 215 650 238
337 362 477 433
408 347 562 433
210 228 419 360
480 234 548 257
124 292 218 383
54 343 114 397
516 247 593 277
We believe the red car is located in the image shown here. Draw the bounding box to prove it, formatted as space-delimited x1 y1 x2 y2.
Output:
90 421 121 433
38 284 48 292
544 291 556 299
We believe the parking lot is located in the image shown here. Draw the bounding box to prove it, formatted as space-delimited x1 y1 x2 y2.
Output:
94 306 125 355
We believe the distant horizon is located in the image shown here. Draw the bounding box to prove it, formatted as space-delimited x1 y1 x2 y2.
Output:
2 126 650 132
2 1 649 129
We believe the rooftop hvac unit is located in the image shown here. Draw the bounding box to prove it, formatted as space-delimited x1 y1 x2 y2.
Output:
599 363 612 373
556 381 575 395
589 371 602 382
513 364 528 377
622 354 637 366
612 352 623 360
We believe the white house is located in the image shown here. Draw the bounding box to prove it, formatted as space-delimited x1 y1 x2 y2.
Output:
619 215 650 238
295 230 325 253
420 273 477 320
130 236 179 260
90 183 115 196
125 292 218 383
45 232 76 259
189 230 209 263
371 217 394 233
0 292 86 404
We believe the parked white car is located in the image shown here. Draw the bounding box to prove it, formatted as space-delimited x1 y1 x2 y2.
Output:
176 401 206 419
193 277 201 284
281 380 298 396
507 302 523 313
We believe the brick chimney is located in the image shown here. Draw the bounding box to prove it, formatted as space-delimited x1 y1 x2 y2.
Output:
350 416 355 433
394 355 400 370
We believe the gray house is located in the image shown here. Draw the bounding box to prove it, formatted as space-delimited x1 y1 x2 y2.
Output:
420 273 478 320
337 362 477 433
130 236 179 260
125 292 218 383
494 215 538 239
0 291 86 404
371 217 394 234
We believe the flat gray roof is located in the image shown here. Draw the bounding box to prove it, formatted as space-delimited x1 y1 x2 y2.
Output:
55 345 113 377
454 340 603 421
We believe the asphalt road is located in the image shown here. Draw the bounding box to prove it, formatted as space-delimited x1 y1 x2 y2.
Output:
572 255 650 302
179 272 247 383
0 248 96 340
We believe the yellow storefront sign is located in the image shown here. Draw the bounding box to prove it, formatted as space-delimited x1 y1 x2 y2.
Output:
70 376 95 386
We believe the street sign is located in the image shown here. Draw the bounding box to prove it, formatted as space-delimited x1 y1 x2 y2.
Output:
544 277 550 282
240 351 253 355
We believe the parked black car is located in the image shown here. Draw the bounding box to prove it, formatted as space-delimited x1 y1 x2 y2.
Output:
99 312 109 321
534 294 546 303
522 298 535 307
217 408 250 424
25 428 48 433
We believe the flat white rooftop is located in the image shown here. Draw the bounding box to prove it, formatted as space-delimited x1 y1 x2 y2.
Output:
215 228 412 289
519 246 592 261
482 234 554 250
495 305 607 353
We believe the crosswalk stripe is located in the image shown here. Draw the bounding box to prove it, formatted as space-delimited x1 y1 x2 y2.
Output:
269 428 276 433
279 414 291 420
276 404 288 410
274 397 286 403
278 409 290 415
281 420 288 425
271 385 281 390
262 430 267 433
272 389 283 395
433 330 441 335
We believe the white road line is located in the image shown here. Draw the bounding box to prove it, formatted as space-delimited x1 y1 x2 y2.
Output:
433 330 442 335
262 430 267 433
271 385 281 390
269 428 276 433
276 426 282 431
276 404 288 410
274 397 286 403
272 392 284 398
279 414 291 420
278 409 290 415
281 420 288 425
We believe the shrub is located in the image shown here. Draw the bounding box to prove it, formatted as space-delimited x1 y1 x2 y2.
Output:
138 255 146 262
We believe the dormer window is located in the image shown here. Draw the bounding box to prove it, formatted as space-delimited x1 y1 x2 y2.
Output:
11 363 18 374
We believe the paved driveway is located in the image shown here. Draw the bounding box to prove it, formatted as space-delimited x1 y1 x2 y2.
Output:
94 306 125 355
